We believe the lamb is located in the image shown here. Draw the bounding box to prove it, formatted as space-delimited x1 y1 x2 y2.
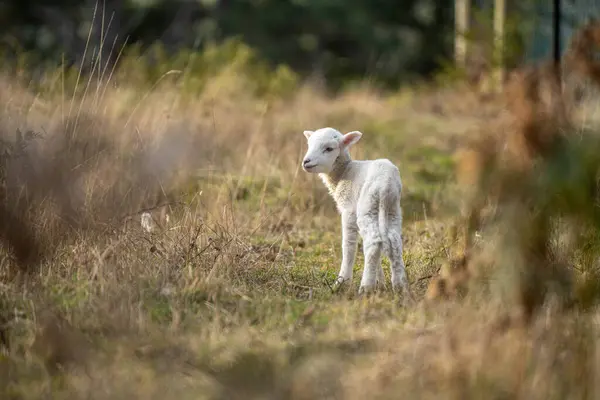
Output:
301 127 410 296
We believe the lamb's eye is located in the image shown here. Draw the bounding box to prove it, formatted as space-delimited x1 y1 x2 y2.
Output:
324 147 334 153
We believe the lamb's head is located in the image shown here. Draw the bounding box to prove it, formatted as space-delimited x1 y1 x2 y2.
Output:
301 127 362 173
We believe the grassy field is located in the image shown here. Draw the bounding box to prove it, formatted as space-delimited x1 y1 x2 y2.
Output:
0 44 599 399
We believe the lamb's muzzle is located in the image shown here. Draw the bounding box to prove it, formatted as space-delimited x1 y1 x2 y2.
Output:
302 158 316 171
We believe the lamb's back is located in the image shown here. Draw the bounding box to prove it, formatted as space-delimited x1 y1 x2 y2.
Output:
334 159 400 209
362 159 402 194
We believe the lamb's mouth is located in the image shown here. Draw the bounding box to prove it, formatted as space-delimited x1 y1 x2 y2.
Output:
303 164 317 171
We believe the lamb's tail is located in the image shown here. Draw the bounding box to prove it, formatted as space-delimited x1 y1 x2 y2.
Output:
379 194 391 257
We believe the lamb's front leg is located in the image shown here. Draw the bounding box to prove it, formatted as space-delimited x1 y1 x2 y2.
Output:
334 211 358 289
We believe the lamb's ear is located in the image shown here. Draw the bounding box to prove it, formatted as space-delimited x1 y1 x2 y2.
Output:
303 130 314 140
341 131 362 148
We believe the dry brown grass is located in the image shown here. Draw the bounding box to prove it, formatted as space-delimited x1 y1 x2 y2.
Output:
1 33 600 398
426 20 600 322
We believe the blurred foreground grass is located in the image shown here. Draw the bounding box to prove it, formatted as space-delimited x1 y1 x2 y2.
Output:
0 40 599 399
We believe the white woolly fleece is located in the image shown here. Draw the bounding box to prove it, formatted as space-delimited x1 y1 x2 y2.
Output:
302 127 409 293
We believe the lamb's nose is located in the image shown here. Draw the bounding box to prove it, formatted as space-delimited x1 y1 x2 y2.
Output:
303 158 311 166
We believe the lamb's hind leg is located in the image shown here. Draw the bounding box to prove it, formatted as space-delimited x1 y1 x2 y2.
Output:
357 212 383 294
386 206 411 297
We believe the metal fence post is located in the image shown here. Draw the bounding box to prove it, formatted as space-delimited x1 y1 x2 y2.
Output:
553 0 561 63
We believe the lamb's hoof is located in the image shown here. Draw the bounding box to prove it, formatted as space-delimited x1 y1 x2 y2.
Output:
393 284 416 305
332 277 351 293
358 284 376 297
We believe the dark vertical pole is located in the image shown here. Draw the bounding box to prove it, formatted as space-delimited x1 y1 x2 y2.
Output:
553 0 561 63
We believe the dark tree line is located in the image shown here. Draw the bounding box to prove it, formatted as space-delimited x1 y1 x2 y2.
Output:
0 0 455 89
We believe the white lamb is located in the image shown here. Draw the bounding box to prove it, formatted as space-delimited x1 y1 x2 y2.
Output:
301 127 410 295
